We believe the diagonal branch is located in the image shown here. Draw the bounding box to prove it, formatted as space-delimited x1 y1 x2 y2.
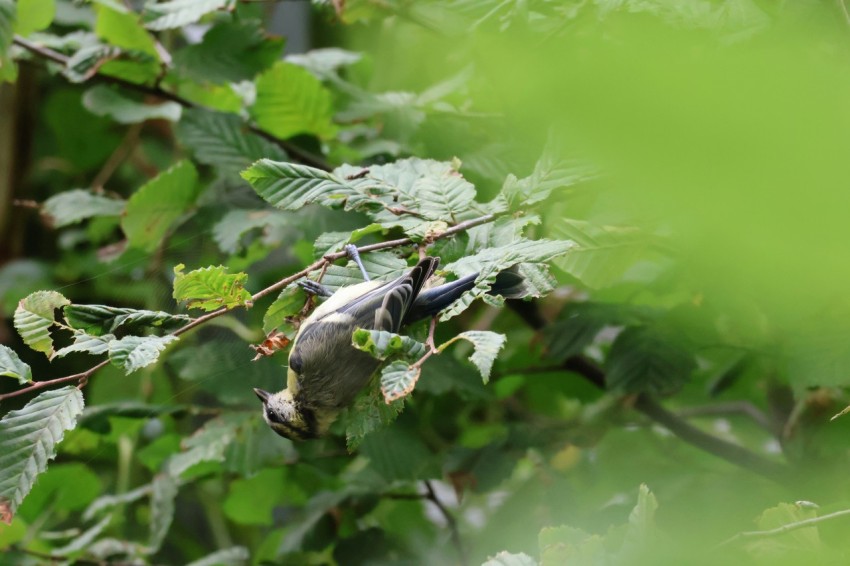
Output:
508 301 791 484
11 35 331 171
717 507 850 547
0 214 499 402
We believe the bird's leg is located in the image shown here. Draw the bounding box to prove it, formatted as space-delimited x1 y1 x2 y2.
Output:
345 243 371 281
298 279 332 297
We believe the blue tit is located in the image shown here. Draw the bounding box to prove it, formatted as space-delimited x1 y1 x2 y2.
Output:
255 253 526 441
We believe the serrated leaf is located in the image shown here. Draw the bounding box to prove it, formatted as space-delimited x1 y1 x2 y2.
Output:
166 414 252 477
620 484 658 558
108 335 178 375
174 20 284 83
0 345 32 384
122 160 199 252
352 329 427 361
148 473 178 552
63 43 123 83
41 189 125 228
605 326 696 396
251 61 336 139
54 332 115 358
172 264 252 311
15 0 54 36
552 219 651 289
212 209 293 255
95 3 158 55
263 283 306 334
241 159 355 211
143 0 233 31
82 84 181 123
177 109 286 175
0 386 85 524
313 223 384 258
415 172 476 222
345 379 404 450
185 546 250 566
286 47 361 78
83 483 152 521
63 304 191 335
502 148 597 208
380 360 421 403
440 331 506 383
13 290 70 358
441 239 574 320
321 252 409 291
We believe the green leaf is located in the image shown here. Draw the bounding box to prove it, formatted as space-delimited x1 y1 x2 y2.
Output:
148 473 178 552
13 290 70 358
222 468 284 526
82 85 181 124
482 552 538 566
345 379 404 451
95 3 158 55
352 329 426 361
552 219 652 289
83 483 152 521
538 526 606 566
263 283 306 334
749 502 821 555
108 335 178 375
172 264 252 311
502 144 596 208
543 303 620 361
251 61 336 139
286 48 361 78
143 0 234 31
313 223 384 258
174 20 284 84
185 546 249 566
440 331 506 384
241 159 355 211
0 386 85 524
54 332 115 358
415 170 476 222
442 239 574 320
605 326 696 396
63 304 191 335
380 360 421 403
177 109 286 175
15 0 54 36
321 252 409 291
166 414 253 477
122 160 199 252
41 189 125 228
358 427 439 481
212 209 292 255
0 345 32 384
620 484 658 558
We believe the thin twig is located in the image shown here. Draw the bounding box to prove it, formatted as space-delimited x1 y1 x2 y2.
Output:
91 123 143 191
11 35 331 171
0 214 499 402
717 508 850 547
508 302 791 484
424 480 467 566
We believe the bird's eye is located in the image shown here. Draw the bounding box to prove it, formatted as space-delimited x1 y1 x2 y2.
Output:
266 409 280 423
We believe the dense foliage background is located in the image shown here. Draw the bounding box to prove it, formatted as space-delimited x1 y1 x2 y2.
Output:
2 0 850 564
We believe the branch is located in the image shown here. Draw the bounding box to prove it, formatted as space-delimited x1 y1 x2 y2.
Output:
424 480 467 566
11 35 331 171
675 401 775 434
717 508 850 547
508 302 791 484
0 214 499 402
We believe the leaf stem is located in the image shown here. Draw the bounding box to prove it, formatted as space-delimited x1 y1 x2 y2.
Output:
11 35 331 171
717 507 850 547
424 480 467 566
1 214 500 402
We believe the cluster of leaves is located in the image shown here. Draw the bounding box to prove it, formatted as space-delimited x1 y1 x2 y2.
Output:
3 0 850 565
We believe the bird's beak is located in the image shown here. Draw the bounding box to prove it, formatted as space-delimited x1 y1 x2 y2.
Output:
254 388 271 403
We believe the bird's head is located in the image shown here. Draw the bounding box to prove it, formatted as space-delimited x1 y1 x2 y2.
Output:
254 388 319 441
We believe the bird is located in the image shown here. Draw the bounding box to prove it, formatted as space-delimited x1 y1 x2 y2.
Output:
254 246 525 440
